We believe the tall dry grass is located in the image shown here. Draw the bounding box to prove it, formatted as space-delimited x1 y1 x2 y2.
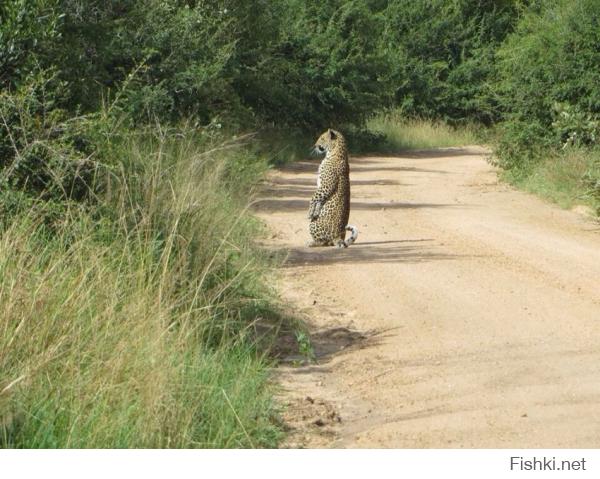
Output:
368 110 478 151
0 127 282 448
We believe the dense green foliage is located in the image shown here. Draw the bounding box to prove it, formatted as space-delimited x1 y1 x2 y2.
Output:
0 0 400 205
490 0 599 213
382 0 521 124
493 0 600 166
5 1 597 180
1 1 395 128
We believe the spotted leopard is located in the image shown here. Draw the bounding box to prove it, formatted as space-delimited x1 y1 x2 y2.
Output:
307 128 358 248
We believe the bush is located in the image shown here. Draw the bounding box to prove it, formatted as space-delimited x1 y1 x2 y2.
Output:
0 0 62 90
1 1 395 132
256 0 394 130
0 72 101 205
494 0 600 166
551 102 599 148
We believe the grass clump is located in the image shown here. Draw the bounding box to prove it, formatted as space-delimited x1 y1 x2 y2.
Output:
368 111 478 152
0 126 283 448
501 148 600 216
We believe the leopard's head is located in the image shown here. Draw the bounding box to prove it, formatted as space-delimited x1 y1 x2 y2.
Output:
314 128 342 155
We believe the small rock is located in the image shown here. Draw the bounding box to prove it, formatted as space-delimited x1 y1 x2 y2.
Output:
314 419 325 427
305 396 314 404
521 413 528 418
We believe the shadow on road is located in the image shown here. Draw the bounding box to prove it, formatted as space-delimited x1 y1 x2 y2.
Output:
358 147 485 160
277 325 400 366
254 198 457 213
278 241 468 266
264 159 452 176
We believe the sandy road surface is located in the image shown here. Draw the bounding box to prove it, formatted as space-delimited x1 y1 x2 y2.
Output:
254 147 600 448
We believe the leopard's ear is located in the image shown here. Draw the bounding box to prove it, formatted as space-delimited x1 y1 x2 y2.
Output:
329 129 337 140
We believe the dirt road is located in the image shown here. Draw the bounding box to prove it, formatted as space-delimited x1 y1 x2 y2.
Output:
254 147 600 448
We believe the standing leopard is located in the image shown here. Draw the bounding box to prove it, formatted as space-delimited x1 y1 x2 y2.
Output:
307 128 358 248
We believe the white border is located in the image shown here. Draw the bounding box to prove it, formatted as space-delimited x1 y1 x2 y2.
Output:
1 449 596 479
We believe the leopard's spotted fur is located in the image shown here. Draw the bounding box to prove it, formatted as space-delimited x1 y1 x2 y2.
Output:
307 129 358 248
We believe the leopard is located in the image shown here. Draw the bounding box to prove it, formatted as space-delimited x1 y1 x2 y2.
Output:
307 128 358 248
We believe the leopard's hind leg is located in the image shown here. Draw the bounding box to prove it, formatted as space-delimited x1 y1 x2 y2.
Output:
307 221 333 247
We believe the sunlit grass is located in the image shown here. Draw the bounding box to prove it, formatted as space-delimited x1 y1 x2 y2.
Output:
0 127 283 448
502 147 600 216
368 110 478 151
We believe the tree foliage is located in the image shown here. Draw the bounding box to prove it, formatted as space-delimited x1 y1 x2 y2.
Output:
2 0 600 192
0 0 397 202
1 1 395 128
381 0 521 124
493 0 600 167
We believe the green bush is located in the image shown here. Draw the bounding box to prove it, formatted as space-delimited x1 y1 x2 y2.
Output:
551 102 599 148
1 1 394 132
259 0 394 129
494 0 600 167
0 72 101 205
0 0 62 90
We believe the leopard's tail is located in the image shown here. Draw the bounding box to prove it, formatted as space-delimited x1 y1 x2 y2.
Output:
344 225 358 247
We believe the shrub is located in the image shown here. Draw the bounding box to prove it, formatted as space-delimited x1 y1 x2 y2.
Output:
0 0 62 90
551 102 599 148
0 72 100 205
1 1 396 132
494 0 600 166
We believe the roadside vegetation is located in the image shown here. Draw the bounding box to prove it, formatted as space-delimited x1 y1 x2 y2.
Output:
368 113 478 151
491 0 600 215
1 0 599 450
0 122 285 447
503 148 600 214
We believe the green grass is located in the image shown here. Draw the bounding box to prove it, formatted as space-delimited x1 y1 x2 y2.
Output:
502 147 600 216
0 126 284 448
368 110 478 151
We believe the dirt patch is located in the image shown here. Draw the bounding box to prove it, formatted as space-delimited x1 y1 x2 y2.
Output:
278 394 341 448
